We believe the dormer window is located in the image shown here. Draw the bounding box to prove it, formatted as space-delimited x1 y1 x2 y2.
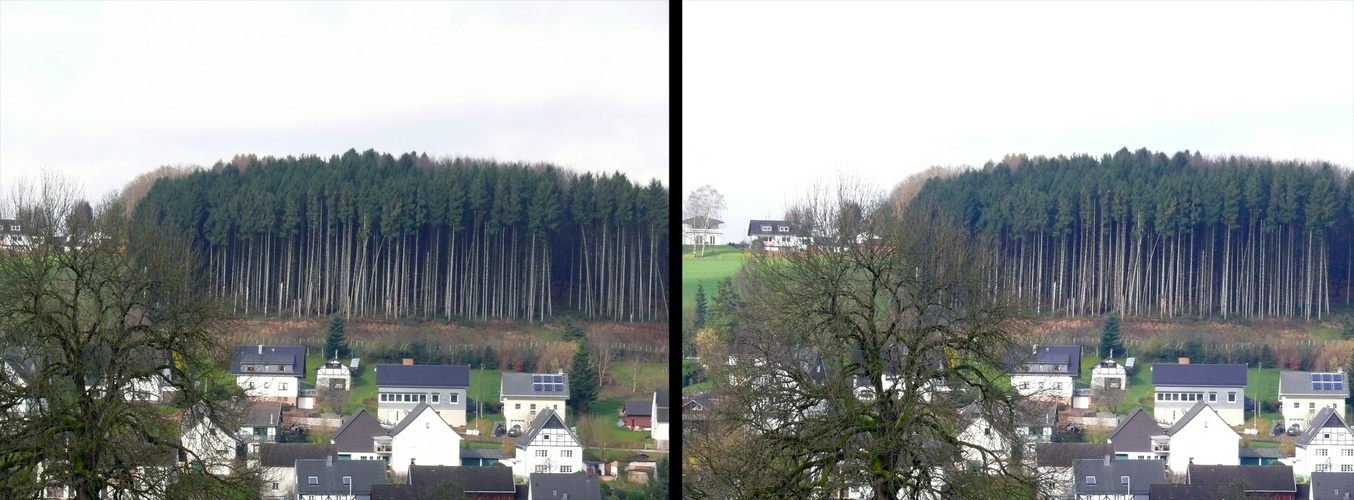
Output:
1085 476 1096 485
761 225 771 232
778 226 789 232
308 476 318 485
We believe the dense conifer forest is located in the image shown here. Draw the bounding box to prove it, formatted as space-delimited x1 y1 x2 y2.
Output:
912 148 1354 320
133 149 668 322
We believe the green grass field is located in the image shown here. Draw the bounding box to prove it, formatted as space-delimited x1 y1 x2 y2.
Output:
1075 352 1286 431
681 245 748 310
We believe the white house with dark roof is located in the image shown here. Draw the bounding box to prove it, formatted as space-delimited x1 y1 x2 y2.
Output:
682 217 724 246
1294 407 1354 478
330 408 390 462
181 404 242 476
259 443 337 499
1106 407 1168 461
1035 443 1114 500
1279 370 1348 431
388 402 463 474
1163 401 1239 476
231 345 307 405
746 219 806 251
504 408 584 478
1071 456 1165 500
500 372 569 430
1151 363 1247 426
375 363 471 427
239 401 283 461
1309 471 1354 500
1008 345 1082 403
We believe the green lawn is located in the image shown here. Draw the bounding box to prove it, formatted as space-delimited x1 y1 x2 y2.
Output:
681 245 748 310
1075 353 1285 429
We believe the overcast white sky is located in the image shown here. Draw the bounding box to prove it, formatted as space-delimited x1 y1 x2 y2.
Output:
685 1 1354 244
0 1 668 206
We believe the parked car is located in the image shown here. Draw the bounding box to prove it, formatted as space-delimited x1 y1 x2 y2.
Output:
1272 421 1285 436
467 398 478 414
492 422 506 437
507 424 522 438
1287 423 1302 436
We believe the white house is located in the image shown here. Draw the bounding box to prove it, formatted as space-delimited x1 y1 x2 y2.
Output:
1163 402 1239 476
958 400 1058 470
181 406 240 476
500 372 569 431
652 388 669 446
1151 363 1247 427
316 359 352 391
746 219 807 252
258 443 336 500
1035 443 1114 500
231 345 307 406
388 402 463 475
238 401 283 461
505 408 584 478
1071 457 1165 500
1091 359 1128 391
1008 345 1082 403
1278 370 1348 432
1293 407 1354 478
682 217 724 246
375 363 470 427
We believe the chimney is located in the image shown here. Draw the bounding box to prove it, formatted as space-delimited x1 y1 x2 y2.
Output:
558 368 564 375
258 345 263 355
1104 455 1110 466
1178 357 1189 365
327 455 332 466
1032 344 1038 355
403 358 414 366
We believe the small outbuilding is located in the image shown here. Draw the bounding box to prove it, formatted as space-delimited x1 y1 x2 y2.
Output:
1091 359 1128 391
316 359 352 391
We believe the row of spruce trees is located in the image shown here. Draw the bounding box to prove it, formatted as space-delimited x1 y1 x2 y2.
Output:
913 148 1354 320
134 149 669 322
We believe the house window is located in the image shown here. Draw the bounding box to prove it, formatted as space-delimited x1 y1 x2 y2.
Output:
561 450 573 457
515 403 521 410
432 394 439 403
451 394 459 403
380 394 387 402
778 226 789 232
1120 476 1129 485
248 382 255 390
1294 402 1300 408
1312 402 1318 409
530 404 537 411
1344 449 1353 457
1085 476 1096 485
536 450 548 457
560 465 573 473
1317 464 1331 472
279 382 287 391
1318 449 1329 456
272 482 278 490
1020 382 1028 390
1054 382 1062 391
1156 393 1163 401
1228 392 1235 402
761 225 771 232
308 476 318 485
1326 434 1332 439
420 394 426 402
342 476 351 485
1344 465 1353 472
536 465 549 473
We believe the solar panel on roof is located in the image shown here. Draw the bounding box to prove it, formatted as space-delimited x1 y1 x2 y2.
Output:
1323 374 1333 381
1336 375 1345 382
1338 383 1345 390
532 374 542 383
1313 374 1322 381
1325 382 1334 390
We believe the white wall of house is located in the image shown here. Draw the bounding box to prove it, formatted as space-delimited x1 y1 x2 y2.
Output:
1165 407 1239 475
503 398 567 429
235 374 300 404
389 408 462 474
1280 396 1347 430
262 467 296 500
1294 427 1354 477
652 393 668 443
1011 374 1074 401
513 437 584 477
182 418 237 476
958 416 1009 471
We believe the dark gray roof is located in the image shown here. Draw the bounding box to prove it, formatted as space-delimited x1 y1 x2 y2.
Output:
747 219 796 237
1035 443 1114 467
1072 458 1165 495
1008 345 1082 377
231 345 306 376
1188 464 1295 493
1148 483 1227 500
331 408 387 454
1151 363 1247 387
1237 447 1286 459
528 473 602 500
683 216 723 226
501 372 570 399
1107 407 1164 453
259 443 337 468
655 388 669 424
622 400 650 417
1310 472 1354 500
294 458 387 496
371 484 432 500
409 465 515 493
515 408 578 449
1298 407 1350 447
375 364 470 388
243 401 283 428
1280 371 1349 397
461 448 507 460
